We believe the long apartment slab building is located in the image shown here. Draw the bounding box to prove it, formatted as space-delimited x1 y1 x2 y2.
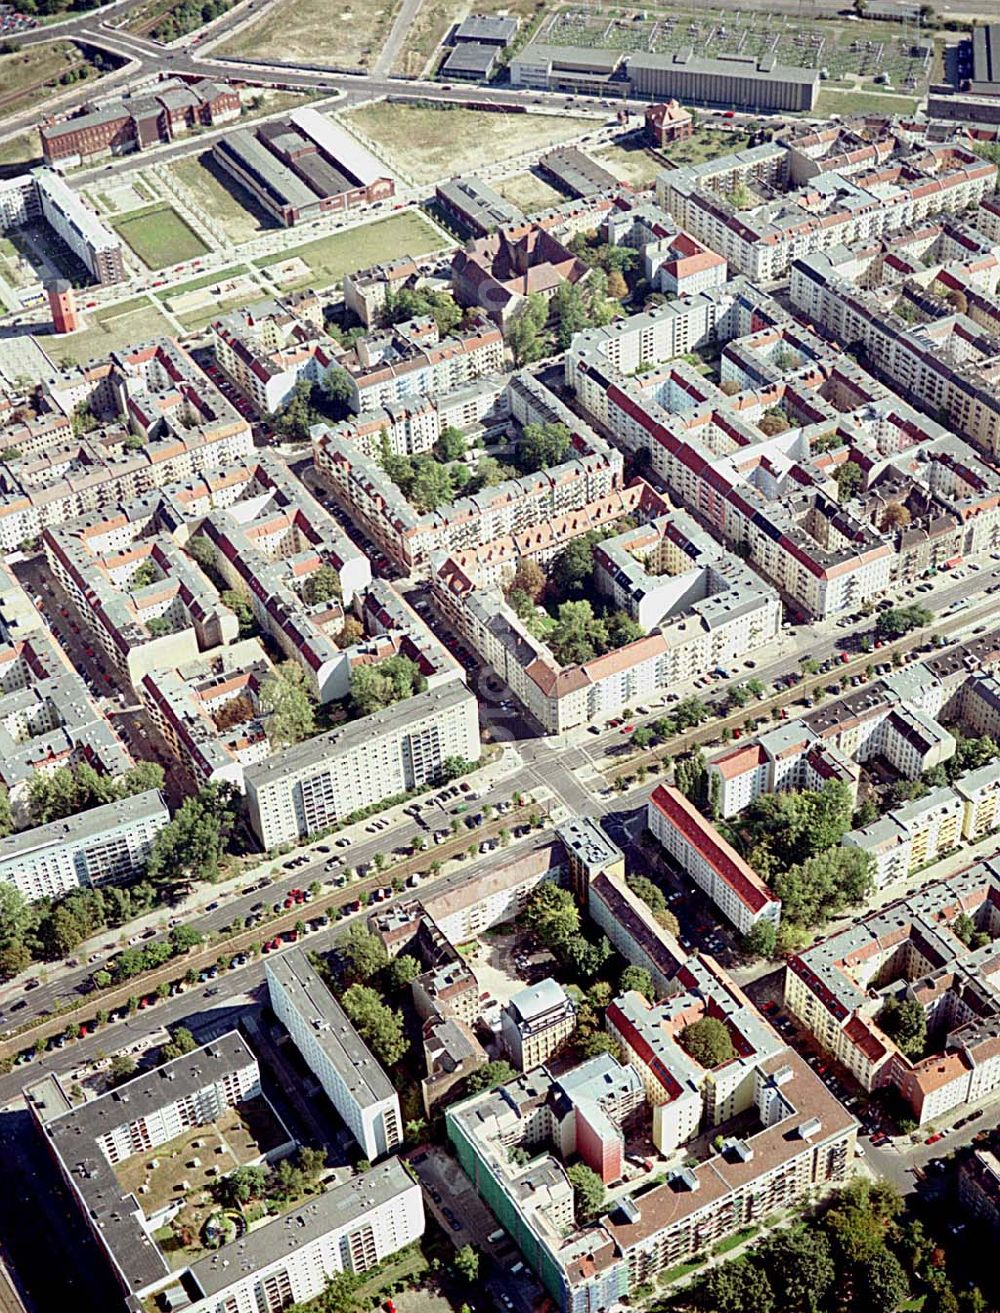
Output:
26 1031 422 1313
0 168 125 284
266 948 402 1160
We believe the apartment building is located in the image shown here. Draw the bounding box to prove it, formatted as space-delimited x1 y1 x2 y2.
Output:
430 494 779 734
0 339 253 552
32 169 125 284
784 859 1000 1123
315 372 621 573
266 948 402 1160
449 1007 855 1311
329 314 504 413
501 978 577 1070
26 1033 262 1300
27 1034 422 1313
0 789 168 902
367 898 479 1026
842 786 964 887
245 678 480 848
790 248 1000 457
451 222 591 325
0 630 130 803
959 1149 1000 1231
211 299 336 414
647 785 781 937
435 175 525 237
658 138 995 282
607 954 785 1151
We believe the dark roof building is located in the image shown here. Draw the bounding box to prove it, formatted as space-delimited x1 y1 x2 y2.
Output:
441 41 500 81
453 13 518 45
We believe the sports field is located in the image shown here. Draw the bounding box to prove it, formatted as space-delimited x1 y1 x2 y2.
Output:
111 204 209 269
255 211 448 291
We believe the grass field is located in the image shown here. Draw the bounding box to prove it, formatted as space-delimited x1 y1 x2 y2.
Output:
0 129 41 169
168 152 274 244
0 42 93 124
53 297 175 365
255 211 448 290
813 87 920 117
495 171 564 213
111 204 209 269
661 125 748 168
218 0 401 70
593 141 664 188
343 103 593 186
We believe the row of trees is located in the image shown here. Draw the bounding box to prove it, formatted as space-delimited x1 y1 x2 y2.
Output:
26 760 164 828
350 654 426 718
684 1178 985 1313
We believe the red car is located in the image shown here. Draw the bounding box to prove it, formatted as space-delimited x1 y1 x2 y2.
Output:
925 1132 943 1145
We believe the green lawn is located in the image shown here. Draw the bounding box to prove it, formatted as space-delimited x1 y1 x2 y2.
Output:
111 204 209 269
255 211 449 291
51 296 175 366
813 87 920 118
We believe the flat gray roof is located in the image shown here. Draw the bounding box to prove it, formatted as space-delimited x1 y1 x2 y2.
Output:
627 50 820 87
245 680 473 787
190 1157 414 1296
215 130 318 210
0 788 166 865
266 948 396 1106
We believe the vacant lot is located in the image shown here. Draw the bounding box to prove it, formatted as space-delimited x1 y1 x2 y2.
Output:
495 170 564 214
392 0 467 76
0 42 92 124
661 125 743 169
219 0 401 70
0 129 41 169
256 210 447 291
344 103 593 186
112 204 208 268
594 141 664 188
53 297 175 366
169 152 274 244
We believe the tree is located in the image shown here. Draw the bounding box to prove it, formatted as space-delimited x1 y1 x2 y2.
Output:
0 883 29 946
336 615 364 649
858 1249 909 1313
304 565 342 605
834 460 863 502
632 726 654 750
339 925 388 982
409 459 457 512
146 788 229 888
107 1053 137 1088
743 920 777 959
698 1258 775 1313
550 532 600 600
318 1270 362 1313
758 1229 835 1313
275 379 322 441
607 269 628 300
322 367 354 415
507 293 548 366
260 662 316 747
552 282 589 350
772 847 874 929
523 882 579 947
728 180 752 210
879 997 926 1058
221 589 257 638
620 965 653 998
453 1245 480 1283
297 1145 326 1181
567 1163 605 1225
0 939 31 980
340 984 407 1066
217 1163 268 1206
627 874 666 913
187 535 216 571
518 421 571 475
386 953 419 991
350 654 424 717
506 558 545 603
161 1026 198 1062
876 604 932 639
881 502 911 531
548 600 607 665
433 425 466 462
679 1016 735 1068
465 1060 517 1094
